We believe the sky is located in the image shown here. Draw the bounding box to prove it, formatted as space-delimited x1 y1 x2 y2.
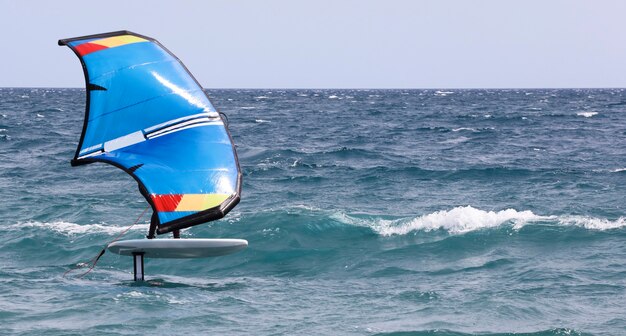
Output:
1 0 625 88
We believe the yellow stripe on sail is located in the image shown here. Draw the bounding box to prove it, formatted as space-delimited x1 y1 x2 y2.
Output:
91 35 148 48
175 194 230 211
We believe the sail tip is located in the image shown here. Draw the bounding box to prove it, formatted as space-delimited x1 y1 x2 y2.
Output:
58 30 146 46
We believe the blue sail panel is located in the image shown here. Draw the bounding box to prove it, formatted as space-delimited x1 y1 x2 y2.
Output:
59 31 241 234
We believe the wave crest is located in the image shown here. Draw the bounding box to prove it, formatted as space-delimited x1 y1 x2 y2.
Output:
376 206 541 236
333 206 626 236
14 221 149 235
11 209 626 238
558 216 626 230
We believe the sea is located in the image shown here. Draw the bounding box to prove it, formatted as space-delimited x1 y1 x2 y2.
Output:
0 88 625 335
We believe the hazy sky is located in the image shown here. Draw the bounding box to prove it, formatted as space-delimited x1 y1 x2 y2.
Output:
1 0 625 88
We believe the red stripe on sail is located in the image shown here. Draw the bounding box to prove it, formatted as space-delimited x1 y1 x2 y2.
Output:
74 42 109 56
151 194 183 212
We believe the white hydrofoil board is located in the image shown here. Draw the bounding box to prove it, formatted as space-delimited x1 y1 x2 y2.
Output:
107 238 248 259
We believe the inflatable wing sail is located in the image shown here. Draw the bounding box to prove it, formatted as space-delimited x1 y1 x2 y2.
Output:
59 31 241 235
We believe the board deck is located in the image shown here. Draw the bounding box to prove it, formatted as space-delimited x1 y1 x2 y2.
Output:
107 238 248 259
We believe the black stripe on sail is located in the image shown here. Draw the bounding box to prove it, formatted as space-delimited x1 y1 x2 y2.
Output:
128 164 144 173
87 83 107 91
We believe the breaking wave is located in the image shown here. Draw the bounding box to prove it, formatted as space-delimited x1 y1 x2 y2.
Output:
577 111 598 118
11 207 626 240
332 206 626 236
13 221 150 235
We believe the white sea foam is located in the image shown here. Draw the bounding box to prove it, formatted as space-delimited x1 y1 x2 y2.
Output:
558 216 626 230
114 291 149 301
17 210 626 239
375 206 543 235
612 168 626 173
452 127 476 132
15 221 149 235
452 127 494 132
289 204 323 212
328 95 339 99
577 111 598 118
334 206 626 236
440 136 470 144
255 119 271 123
115 290 187 304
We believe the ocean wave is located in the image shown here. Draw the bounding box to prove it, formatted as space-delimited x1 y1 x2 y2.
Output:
243 160 595 180
439 136 470 145
451 127 495 133
366 206 542 235
372 328 590 336
435 90 454 96
577 111 598 118
12 221 149 235
241 147 386 174
558 216 626 230
17 209 626 240
332 206 626 236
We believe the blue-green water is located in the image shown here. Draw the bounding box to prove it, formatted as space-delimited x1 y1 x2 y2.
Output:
0 88 625 335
